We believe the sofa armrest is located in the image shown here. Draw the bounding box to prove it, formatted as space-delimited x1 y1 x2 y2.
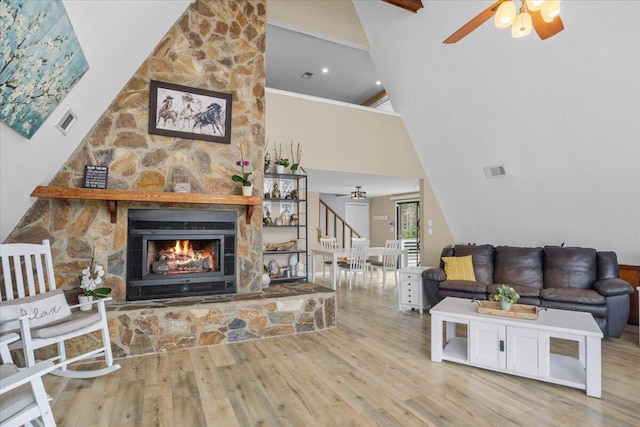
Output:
422 268 445 308
422 267 445 282
594 278 633 297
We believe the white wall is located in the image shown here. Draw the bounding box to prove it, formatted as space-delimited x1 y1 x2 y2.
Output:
0 1 191 241
354 0 640 264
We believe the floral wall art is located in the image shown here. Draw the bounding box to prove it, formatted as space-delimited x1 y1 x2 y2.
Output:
0 0 88 139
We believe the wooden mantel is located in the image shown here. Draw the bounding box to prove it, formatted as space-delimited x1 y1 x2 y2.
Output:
31 186 261 224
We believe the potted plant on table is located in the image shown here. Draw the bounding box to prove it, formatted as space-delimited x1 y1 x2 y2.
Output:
490 284 520 312
79 251 111 311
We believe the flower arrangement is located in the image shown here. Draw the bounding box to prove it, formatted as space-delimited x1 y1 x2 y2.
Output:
232 142 252 187
490 284 520 304
290 141 305 174
79 250 111 299
273 142 289 167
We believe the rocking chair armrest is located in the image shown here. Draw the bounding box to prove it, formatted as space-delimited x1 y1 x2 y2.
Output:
0 332 20 348
0 359 55 394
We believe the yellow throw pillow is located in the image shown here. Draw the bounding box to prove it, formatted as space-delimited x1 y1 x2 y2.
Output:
442 255 476 281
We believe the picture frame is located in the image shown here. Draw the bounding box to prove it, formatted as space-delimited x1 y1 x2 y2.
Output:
148 80 232 143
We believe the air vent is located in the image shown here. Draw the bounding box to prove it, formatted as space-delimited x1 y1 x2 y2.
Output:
484 165 507 179
55 109 77 135
300 71 313 79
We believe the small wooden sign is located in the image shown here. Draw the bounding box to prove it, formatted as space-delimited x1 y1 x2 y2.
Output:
83 165 108 189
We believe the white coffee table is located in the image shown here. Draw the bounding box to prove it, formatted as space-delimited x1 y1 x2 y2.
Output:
430 297 603 397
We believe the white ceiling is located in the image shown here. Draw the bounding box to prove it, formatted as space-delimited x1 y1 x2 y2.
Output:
266 24 382 105
266 23 417 198
305 169 419 198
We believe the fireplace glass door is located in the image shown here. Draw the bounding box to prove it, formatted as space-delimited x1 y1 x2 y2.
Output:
144 236 222 278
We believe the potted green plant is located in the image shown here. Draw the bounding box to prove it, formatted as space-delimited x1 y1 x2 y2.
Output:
273 142 289 173
290 141 305 174
78 250 112 311
490 284 520 311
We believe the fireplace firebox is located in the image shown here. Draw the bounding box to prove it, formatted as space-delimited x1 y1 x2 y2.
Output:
126 209 236 301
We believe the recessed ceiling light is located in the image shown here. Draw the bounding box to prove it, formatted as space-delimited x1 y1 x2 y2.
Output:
322 67 329 73
375 80 382 85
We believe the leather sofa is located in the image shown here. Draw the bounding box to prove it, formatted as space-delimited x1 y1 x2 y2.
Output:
422 244 634 338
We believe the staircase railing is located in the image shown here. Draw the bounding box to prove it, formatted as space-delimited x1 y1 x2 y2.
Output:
318 199 361 248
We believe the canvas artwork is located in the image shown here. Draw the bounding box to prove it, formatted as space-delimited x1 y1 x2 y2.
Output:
149 80 232 144
0 0 89 139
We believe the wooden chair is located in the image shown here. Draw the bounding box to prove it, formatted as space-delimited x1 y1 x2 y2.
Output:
337 240 369 289
0 240 120 379
319 237 338 283
1 333 56 427
369 239 402 285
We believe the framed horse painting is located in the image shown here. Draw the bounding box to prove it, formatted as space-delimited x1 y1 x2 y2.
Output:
148 80 232 143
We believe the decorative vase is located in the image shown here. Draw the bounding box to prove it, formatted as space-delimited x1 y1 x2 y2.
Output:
242 185 253 196
261 273 271 288
500 300 512 311
78 295 93 311
275 165 285 174
289 254 298 268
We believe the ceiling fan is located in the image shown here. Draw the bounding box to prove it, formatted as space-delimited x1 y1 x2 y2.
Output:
443 0 564 44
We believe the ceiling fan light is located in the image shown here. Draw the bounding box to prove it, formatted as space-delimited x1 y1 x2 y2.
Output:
511 12 532 38
525 0 545 12
541 0 561 23
494 1 517 28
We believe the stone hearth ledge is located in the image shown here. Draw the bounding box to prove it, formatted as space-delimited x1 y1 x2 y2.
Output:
104 283 336 358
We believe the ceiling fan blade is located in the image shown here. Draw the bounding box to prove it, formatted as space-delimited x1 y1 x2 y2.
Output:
443 0 506 44
530 10 564 40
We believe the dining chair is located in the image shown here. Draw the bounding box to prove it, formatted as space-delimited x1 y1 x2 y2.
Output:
1 333 57 427
369 239 402 285
337 240 369 289
319 237 338 283
0 240 120 379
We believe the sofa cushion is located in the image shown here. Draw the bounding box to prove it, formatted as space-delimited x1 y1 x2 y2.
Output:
487 283 541 299
494 246 544 289
543 246 597 289
542 300 608 319
440 280 487 294
453 244 494 284
442 255 476 281
596 251 619 280
540 287 606 305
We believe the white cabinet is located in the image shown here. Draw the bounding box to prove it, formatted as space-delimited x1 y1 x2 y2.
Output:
398 266 431 313
469 322 542 377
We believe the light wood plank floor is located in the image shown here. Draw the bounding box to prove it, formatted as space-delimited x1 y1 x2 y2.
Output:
45 276 640 426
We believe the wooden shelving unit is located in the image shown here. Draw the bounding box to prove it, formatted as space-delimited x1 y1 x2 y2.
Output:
31 186 261 223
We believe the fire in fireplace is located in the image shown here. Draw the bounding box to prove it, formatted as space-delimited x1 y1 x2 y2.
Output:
126 209 236 301
147 239 218 275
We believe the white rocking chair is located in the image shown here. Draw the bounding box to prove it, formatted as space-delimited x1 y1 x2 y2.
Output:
0 240 120 379
1 333 57 427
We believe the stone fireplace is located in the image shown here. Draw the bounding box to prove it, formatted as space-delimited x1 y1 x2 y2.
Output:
5 0 268 301
126 209 237 301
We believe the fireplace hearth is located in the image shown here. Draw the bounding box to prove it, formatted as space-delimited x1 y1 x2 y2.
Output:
126 209 236 301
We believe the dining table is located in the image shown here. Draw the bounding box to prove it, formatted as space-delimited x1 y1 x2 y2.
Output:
310 246 408 289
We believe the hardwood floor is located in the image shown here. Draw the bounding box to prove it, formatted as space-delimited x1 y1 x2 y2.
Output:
45 276 640 426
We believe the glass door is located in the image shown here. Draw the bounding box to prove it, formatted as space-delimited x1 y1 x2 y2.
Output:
397 201 420 266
